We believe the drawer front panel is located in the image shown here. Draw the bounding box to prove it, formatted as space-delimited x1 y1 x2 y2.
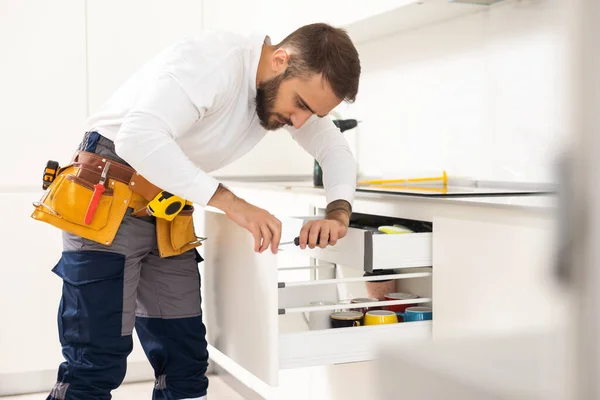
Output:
298 227 432 271
279 321 432 369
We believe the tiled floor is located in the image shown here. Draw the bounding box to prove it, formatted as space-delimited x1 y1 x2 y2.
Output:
1 376 246 399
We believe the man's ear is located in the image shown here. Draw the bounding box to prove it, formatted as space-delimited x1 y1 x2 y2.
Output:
271 48 289 73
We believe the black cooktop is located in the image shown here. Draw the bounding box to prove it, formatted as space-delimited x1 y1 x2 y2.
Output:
356 185 555 198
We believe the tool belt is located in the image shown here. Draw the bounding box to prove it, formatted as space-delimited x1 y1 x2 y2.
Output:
31 151 203 258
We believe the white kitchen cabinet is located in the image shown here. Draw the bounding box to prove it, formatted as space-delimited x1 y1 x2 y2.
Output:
206 181 561 398
432 214 565 341
0 192 63 388
251 0 405 43
201 0 402 42
201 0 484 46
0 0 87 188
374 330 570 400
202 210 433 391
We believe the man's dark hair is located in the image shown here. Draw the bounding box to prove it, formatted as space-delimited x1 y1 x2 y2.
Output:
277 23 361 103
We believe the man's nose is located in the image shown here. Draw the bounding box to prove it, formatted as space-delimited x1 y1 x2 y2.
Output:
291 111 312 129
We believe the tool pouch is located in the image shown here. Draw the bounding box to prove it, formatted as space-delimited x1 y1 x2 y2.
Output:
31 165 132 246
155 206 203 258
128 172 203 257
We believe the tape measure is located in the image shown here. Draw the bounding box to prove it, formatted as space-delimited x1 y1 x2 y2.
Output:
42 160 60 190
146 191 186 221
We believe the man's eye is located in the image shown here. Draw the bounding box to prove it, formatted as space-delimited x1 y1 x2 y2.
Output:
296 100 307 110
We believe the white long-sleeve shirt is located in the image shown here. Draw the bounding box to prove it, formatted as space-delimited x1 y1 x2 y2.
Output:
85 31 357 207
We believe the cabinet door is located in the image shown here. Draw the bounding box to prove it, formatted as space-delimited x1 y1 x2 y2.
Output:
0 192 64 395
253 0 406 43
432 215 563 340
0 0 87 187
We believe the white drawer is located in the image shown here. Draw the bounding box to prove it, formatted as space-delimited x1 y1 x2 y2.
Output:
202 210 433 388
277 274 432 370
289 214 433 271
279 321 431 369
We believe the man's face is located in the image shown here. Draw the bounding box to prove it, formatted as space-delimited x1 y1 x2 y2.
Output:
256 73 341 131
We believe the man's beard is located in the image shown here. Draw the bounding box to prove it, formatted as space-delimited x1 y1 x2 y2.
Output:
255 74 292 131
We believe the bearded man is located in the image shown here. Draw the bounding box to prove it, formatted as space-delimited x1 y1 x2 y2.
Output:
42 23 360 400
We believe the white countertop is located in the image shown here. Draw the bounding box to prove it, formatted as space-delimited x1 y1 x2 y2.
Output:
222 179 557 213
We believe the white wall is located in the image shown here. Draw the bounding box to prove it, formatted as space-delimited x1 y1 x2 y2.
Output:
346 0 570 183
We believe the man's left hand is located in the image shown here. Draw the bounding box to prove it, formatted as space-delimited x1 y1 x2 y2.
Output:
297 218 348 249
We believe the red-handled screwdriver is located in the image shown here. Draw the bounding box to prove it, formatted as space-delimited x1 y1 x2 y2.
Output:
84 161 111 225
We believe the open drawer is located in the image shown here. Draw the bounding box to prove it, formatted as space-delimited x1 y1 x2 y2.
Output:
278 273 432 370
285 213 433 271
202 209 432 388
279 321 431 369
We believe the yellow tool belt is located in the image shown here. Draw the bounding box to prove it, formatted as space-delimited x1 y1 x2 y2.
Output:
31 151 203 258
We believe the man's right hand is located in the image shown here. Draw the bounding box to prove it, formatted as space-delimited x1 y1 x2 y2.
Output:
208 184 282 254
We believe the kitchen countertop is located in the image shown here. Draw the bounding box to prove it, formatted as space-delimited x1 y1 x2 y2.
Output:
221 179 558 213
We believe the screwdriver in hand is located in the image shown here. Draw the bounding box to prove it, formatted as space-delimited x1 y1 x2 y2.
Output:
280 237 301 246
280 237 326 247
